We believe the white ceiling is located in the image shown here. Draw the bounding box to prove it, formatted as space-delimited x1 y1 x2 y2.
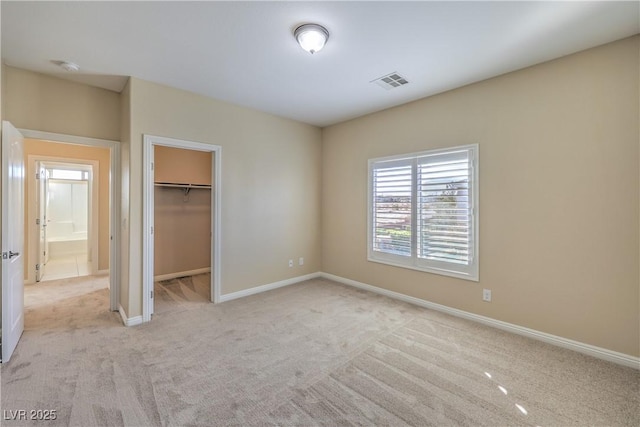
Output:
2 1 638 127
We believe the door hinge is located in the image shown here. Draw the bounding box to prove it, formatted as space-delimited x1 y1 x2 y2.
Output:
36 218 40 225
150 226 154 235
150 290 154 299
35 172 40 180
151 162 154 171
36 264 40 271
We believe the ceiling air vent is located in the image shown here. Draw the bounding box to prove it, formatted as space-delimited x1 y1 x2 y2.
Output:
371 72 409 90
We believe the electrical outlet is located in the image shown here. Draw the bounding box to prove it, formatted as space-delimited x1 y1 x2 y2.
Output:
482 289 492 302
288 259 293 268
299 257 304 266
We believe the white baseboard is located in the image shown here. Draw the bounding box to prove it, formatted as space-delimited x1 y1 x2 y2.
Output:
219 272 321 303
154 267 211 282
319 272 640 370
118 304 142 327
97 269 109 276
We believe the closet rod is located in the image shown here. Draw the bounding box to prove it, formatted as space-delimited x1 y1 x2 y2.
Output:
154 182 212 190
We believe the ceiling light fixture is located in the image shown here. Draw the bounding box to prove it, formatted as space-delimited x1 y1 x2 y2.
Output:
52 60 80 72
294 23 329 54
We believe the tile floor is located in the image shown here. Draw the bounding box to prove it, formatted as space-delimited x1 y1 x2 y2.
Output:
40 253 92 281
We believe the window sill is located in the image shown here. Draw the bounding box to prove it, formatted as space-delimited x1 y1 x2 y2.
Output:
367 256 479 282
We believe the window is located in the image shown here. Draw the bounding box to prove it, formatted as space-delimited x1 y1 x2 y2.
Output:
368 144 478 281
49 169 89 181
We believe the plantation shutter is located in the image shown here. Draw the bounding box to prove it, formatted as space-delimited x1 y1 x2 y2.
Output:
368 144 478 281
417 149 473 266
371 159 413 256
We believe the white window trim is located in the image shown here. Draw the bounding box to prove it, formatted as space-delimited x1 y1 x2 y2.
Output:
367 144 479 282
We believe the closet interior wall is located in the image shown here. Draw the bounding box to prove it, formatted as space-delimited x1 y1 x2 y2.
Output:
153 145 212 279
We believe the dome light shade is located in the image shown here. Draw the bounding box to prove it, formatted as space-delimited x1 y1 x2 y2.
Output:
60 61 80 72
52 60 80 72
294 24 329 54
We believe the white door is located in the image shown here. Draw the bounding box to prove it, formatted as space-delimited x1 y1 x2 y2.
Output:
2 121 25 362
35 162 48 281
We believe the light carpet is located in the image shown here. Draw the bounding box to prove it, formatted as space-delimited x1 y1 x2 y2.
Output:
1 275 638 426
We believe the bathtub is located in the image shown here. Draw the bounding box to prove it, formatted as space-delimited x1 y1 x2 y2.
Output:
47 235 88 258
47 221 88 258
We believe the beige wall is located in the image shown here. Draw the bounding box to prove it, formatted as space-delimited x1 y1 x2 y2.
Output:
154 145 212 185
2 66 120 141
119 80 131 315
23 139 111 274
322 36 640 356
125 77 322 317
154 187 211 276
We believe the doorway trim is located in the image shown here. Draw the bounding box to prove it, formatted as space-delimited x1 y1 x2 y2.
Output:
142 135 221 323
27 157 99 282
19 129 121 312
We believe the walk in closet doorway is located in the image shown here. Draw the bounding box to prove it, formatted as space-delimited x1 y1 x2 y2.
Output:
142 136 222 322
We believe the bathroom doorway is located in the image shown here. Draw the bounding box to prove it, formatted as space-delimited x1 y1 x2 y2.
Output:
21 131 120 313
26 141 109 284
35 161 96 281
